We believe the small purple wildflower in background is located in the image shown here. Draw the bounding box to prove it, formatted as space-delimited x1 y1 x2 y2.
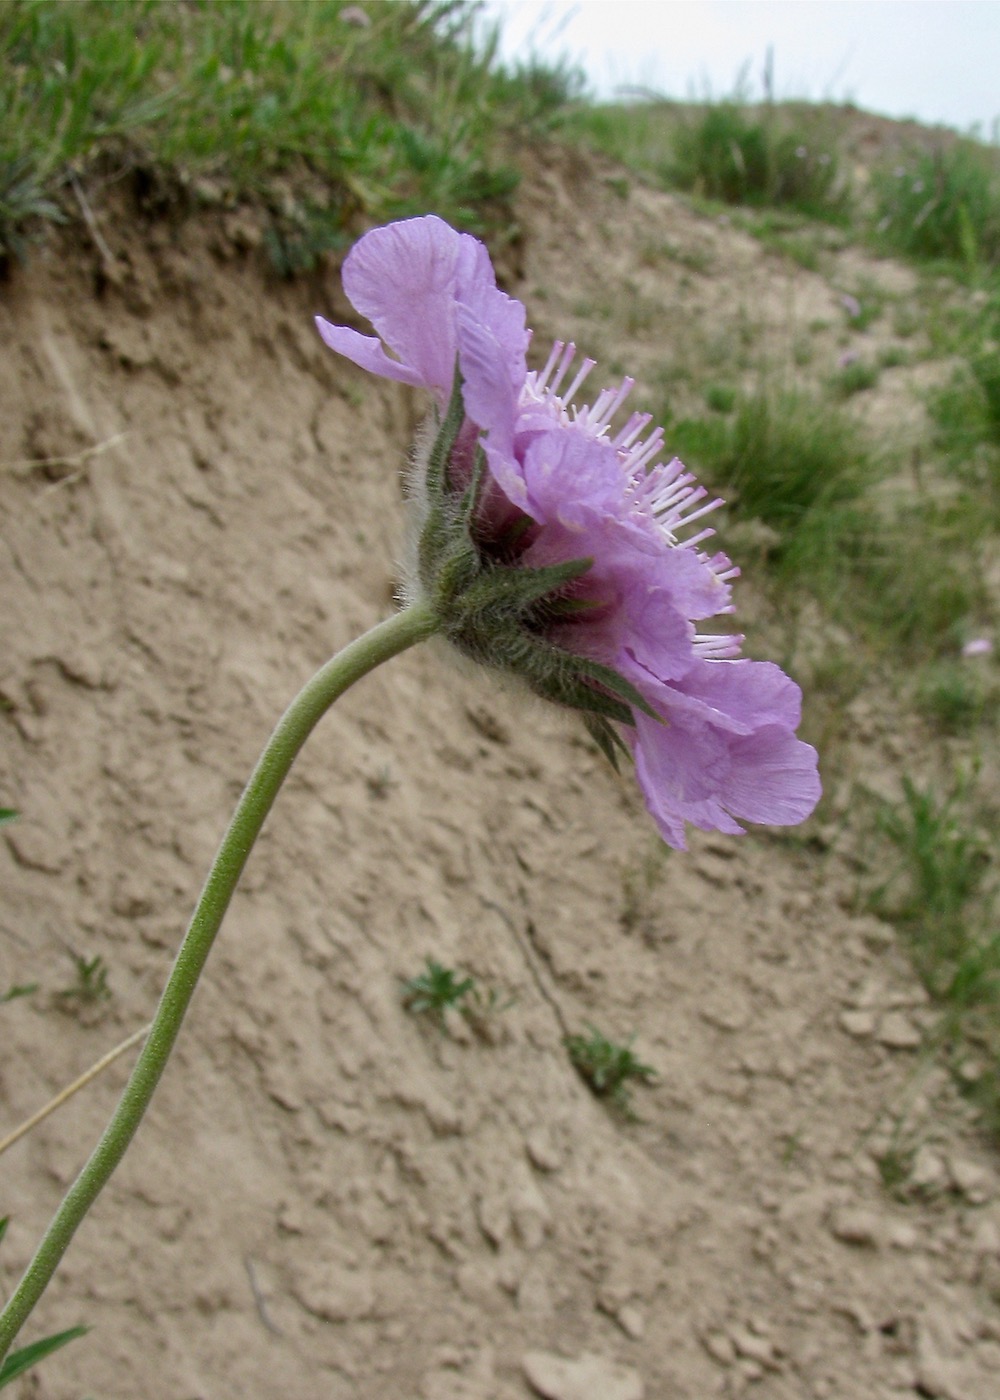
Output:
838 349 860 370
840 293 862 319
962 637 993 658
317 216 820 848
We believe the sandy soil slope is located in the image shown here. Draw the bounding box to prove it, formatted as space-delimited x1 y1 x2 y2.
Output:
2 154 998 1399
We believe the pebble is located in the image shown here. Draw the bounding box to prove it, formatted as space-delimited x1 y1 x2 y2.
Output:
947 1155 995 1204
291 1261 376 1322
699 990 751 1032
476 1190 511 1248
4 823 66 874
910 1146 949 1193
840 1009 876 1038
728 1325 780 1369
522 1350 644 1400
616 1305 645 1341
876 1011 922 1050
525 1128 563 1173
854 916 896 952
702 1331 736 1367
971 1217 1000 1255
510 1175 552 1251
887 1221 920 1250
829 1206 882 1248
851 977 886 1009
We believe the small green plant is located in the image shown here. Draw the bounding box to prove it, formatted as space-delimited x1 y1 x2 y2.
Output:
401 958 511 1035
673 385 990 659
402 958 476 1025
872 776 988 947
779 1129 804 1165
704 383 736 414
831 357 879 399
971 346 1000 443
565 1024 657 1114
620 842 669 938
0 1325 88 1390
0 158 66 263
916 661 988 734
57 953 111 1005
839 280 888 332
931 350 1000 452
0 810 16 825
639 236 714 274
263 204 349 279
878 344 910 370
929 346 1000 523
1 984 37 1005
869 772 996 1123
0 1221 87 1389
874 1143 917 1195
892 302 923 339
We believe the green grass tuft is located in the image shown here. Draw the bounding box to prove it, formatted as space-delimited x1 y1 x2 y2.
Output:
687 389 868 532
872 776 989 948
565 1024 657 1116
667 103 849 219
869 775 999 1134
0 0 579 263
871 141 1000 267
916 661 992 734
830 357 880 399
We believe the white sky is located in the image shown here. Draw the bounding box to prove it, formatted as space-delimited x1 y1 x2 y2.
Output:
480 1 1000 137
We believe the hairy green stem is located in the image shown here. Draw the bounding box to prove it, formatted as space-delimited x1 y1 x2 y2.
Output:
0 601 438 1360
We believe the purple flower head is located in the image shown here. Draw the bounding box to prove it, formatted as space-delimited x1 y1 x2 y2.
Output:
317 216 820 848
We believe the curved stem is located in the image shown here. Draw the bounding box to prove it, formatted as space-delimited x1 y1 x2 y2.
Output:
0 601 438 1359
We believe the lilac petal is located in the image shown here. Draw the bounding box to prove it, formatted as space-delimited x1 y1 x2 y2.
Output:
520 428 631 525
616 588 695 680
669 659 804 734
549 583 694 688
314 319 427 388
453 292 526 417
630 717 740 849
512 428 733 622
455 304 523 451
629 668 820 846
482 425 624 535
634 707 730 805
339 216 486 392
614 527 732 624
719 728 821 825
483 439 530 512
336 215 528 402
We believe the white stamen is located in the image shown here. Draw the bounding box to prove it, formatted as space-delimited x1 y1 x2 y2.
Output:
535 341 565 393
680 527 717 549
550 341 577 395
612 411 652 450
563 356 596 404
694 633 744 658
674 496 725 529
